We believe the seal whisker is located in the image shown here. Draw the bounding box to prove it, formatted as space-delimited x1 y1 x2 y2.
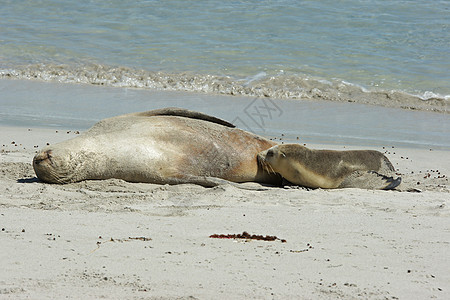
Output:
258 156 276 175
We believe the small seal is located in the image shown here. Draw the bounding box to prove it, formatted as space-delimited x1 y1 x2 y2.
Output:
257 144 401 190
33 108 281 187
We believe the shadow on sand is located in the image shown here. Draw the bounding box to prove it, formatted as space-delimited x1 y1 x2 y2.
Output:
17 177 40 183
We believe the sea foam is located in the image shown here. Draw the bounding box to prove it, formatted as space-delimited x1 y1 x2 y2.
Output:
1 63 448 113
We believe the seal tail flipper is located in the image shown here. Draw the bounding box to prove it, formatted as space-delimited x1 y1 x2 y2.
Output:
339 170 401 190
382 175 402 190
130 107 236 128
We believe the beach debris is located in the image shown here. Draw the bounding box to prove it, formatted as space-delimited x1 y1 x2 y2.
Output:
407 188 422 193
209 231 286 243
290 243 314 253
127 236 152 241
45 233 60 240
93 236 152 252
105 236 151 243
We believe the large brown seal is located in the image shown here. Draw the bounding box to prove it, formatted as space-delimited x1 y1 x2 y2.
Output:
257 144 401 190
33 108 281 187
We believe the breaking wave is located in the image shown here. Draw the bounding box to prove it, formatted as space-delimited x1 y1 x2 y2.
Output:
1 63 448 113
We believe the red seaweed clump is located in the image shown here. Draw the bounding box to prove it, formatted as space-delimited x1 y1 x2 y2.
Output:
209 231 286 243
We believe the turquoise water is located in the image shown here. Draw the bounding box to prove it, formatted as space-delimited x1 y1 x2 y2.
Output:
0 0 449 104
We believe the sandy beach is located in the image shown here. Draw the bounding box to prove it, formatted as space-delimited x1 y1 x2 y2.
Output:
2 0 449 298
1 124 449 299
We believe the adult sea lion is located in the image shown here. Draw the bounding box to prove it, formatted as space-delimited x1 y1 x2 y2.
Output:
33 108 281 187
257 144 401 190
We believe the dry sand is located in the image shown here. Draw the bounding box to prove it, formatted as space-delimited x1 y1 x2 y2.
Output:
1 126 449 299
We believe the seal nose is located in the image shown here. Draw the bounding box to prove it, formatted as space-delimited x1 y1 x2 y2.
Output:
34 150 52 165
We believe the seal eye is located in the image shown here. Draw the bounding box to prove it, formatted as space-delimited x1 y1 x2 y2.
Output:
266 150 273 157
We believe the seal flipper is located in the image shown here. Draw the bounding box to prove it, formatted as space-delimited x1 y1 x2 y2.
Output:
339 170 401 190
132 107 236 128
165 175 269 191
381 175 402 190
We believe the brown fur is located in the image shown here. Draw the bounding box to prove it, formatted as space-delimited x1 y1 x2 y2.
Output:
258 144 399 189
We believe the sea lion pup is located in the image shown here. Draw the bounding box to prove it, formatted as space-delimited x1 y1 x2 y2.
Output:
257 144 401 190
33 108 281 187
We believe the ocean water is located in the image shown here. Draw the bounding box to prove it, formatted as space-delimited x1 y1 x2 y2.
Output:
0 0 449 109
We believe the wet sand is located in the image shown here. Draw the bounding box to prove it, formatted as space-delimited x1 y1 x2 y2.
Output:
1 79 449 149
